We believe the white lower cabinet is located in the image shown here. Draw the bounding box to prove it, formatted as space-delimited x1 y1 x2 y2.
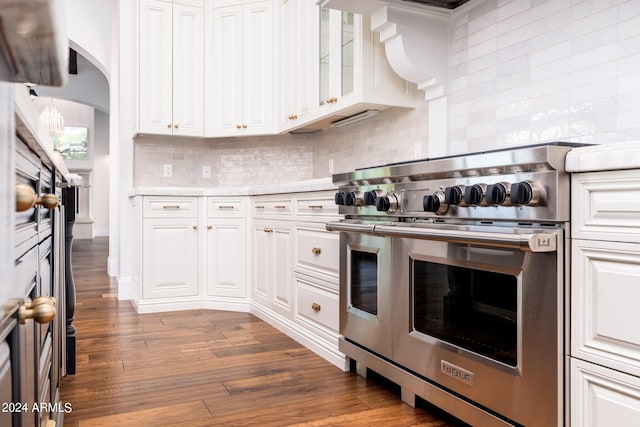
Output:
137 196 249 312
252 218 294 318
142 207 199 299
571 169 640 426
572 359 640 427
206 218 247 298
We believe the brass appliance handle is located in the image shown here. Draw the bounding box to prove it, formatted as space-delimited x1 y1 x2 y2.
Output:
16 183 59 212
18 296 56 324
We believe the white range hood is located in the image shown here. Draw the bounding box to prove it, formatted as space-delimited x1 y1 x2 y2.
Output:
318 0 474 101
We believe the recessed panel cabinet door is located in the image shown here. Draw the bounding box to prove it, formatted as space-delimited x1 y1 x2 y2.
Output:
207 219 247 298
143 218 199 299
139 0 173 135
172 2 205 136
252 220 273 306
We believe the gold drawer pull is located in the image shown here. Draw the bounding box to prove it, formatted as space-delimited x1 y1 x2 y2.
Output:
264 228 273 233
312 247 322 255
311 303 321 312
274 205 287 209
16 183 59 211
207 225 213 230
308 205 323 209
255 205 265 209
162 205 180 209
218 205 235 209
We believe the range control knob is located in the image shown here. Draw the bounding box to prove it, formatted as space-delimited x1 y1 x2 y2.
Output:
444 186 464 205
334 191 347 205
486 183 511 205
510 181 542 206
423 191 448 216
376 193 399 213
364 189 385 206
464 184 487 206
345 191 364 206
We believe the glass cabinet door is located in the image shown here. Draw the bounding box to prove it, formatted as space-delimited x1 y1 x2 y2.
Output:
319 8 355 106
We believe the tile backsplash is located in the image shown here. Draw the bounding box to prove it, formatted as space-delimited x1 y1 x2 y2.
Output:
134 101 428 187
448 0 640 154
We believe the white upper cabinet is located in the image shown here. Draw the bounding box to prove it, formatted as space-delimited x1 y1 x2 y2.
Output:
207 0 274 137
278 2 419 133
139 0 205 137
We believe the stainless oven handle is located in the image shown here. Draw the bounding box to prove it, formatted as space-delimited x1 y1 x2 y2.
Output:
375 225 557 252
325 222 376 234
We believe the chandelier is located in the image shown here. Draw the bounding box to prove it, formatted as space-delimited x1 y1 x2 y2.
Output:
40 101 64 136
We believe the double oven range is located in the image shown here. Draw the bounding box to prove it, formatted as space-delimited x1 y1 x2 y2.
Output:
327 143 579 427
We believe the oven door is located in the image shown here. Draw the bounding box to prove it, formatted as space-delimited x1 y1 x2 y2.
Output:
332 222 393 359
385 223 563 427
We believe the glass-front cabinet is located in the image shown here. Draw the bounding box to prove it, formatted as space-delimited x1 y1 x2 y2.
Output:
318 8 355 107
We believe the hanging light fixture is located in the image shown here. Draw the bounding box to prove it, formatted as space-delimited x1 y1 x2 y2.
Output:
40 99 64 136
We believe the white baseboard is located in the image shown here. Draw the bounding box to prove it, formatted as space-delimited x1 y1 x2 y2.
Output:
94 228 109 237
134 297 251 314
250 303 348 371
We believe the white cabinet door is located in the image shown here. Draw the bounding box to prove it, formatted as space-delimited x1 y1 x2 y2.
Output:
572 359 640 427
209 0 273 137
252 219 293 316
142 218 199 299
139 0 204 136
207 218 246 298
139 0 173 135
172 2 205 136
279 0 318 130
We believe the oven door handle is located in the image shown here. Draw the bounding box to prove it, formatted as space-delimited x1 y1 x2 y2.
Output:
326 222 377 234
374 225 557 252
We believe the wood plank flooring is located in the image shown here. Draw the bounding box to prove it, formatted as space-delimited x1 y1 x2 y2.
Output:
61 237 465 426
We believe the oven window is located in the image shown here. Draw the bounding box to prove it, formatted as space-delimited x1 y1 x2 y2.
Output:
350 251 378 315
412 260 518 367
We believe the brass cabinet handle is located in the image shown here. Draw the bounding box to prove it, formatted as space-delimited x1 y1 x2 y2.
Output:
16 183 59 212
312 247 322 255
274 205 287 209
162 205 180 209
255 205 265 209
263 228 273 233
19 296 56 324
207 225 213 230
218 205 235 210
308 205 323 209
311 303 321 312
174 124 179 128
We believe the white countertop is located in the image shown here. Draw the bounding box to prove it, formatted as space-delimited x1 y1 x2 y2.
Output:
566 141 640 172
131 177 336 197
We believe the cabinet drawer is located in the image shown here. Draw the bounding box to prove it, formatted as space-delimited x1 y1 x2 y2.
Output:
572 239 640 377
143 197 198 218
296 196 338 217
207 197 246 217
296 278 339 332
253 199 292 215
296 227 339 280
572 171 640 243
571 358 640 427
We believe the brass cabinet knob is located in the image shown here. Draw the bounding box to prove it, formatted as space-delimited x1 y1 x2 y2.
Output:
263 227 273 233
207 225 213 230
167 124 172 128
174 124 179 128
236 124 242 129
312 247 322 255
16 183 59 212
311 303 321 312
19 296 56 324
193 225 198 230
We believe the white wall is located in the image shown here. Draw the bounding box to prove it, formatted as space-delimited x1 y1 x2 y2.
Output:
94 110 110 236
447 0 640 155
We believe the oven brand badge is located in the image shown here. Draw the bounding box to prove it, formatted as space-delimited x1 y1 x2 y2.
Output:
441 360 474 386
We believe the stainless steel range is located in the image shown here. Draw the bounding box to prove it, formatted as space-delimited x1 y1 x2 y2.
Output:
327 143 581 427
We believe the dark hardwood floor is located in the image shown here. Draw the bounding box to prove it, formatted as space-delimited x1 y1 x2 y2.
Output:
61 237 464 426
